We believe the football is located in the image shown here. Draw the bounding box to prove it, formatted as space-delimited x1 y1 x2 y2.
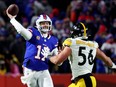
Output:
7 4 19 16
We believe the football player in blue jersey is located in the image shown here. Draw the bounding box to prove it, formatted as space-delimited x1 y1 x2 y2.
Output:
6 8 58 87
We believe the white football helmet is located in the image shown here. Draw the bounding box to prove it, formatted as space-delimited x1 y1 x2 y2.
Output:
36 14 52 33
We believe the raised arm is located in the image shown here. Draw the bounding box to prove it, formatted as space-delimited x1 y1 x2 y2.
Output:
6 7 32 40
96 48 116 69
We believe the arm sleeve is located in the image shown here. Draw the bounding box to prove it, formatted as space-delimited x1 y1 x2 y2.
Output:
10 18 32 40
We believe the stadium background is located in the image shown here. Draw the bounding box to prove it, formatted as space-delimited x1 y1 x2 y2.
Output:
0 0 116 87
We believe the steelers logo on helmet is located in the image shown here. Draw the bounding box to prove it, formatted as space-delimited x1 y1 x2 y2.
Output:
36 14 52 33
70 22 88 39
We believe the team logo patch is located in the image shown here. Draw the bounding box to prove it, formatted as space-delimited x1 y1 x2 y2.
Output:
36 36 40 40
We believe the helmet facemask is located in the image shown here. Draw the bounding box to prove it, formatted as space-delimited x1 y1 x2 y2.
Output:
39 21 51 33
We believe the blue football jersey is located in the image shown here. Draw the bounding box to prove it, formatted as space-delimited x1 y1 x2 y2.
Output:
23 27 58 71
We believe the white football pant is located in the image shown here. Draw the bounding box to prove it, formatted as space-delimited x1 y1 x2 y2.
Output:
21 67 54 87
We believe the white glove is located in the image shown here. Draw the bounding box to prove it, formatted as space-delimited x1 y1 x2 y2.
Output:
41 47 50 61
112 63 116 69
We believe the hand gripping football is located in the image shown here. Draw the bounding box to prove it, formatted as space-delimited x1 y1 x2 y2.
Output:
7 4 19 16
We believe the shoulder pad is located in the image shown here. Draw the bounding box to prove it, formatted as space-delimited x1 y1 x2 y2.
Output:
94 41 99 48
63 38 72 46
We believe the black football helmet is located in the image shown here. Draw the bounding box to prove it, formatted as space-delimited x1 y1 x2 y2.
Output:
70 22 88 39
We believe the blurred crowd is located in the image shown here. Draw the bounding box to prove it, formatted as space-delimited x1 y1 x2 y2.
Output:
0 0 116 76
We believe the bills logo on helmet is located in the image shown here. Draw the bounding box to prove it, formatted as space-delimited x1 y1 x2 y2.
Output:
43 14 47 20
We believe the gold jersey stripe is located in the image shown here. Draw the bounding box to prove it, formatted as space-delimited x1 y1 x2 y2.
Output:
63 38 72 46
76 40 95 48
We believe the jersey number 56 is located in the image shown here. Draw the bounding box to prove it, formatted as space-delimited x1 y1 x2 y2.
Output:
78 47 94 65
